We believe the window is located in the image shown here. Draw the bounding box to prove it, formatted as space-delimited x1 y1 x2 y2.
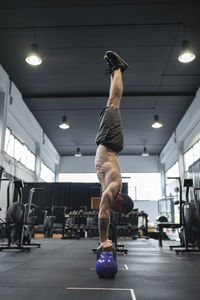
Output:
6 134 14 157
14 138 23 162
59 173 98 183
193 140 200 162
122 173 161 201
20 144 28 166
184 139 200 171
29 152 36 172
26 151 36 172
4 127 36 172
40 162 55 182
59 172 162 201
166 162 179 180
4 127 11 152
165 162 180 197
184 148 194 171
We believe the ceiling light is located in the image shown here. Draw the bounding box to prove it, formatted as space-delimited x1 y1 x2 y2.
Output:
74 147 82 157
152 115 163 129
59 116 70 129
141 147 149 157
178 40 195 63
25 43 42 66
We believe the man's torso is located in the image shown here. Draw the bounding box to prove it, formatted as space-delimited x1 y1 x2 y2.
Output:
95 145 122 191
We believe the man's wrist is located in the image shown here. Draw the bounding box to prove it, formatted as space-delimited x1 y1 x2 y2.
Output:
98 218 110 231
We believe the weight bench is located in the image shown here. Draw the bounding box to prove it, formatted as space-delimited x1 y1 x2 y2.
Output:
157 177 183 247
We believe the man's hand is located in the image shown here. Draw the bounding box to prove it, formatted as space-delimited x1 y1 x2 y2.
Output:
97 239 113 258
100 239 113 250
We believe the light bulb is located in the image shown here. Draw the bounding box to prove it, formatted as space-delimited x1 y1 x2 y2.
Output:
178 40 195 63
59 116 70 129
178 52 195 63
25 43 42 66
25 54 42 66
59 123 70 129
152 115 163 129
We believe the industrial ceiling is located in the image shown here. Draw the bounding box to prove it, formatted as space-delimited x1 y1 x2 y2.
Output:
0 0 199 156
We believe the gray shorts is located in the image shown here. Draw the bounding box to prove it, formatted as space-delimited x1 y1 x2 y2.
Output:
95 106 124 153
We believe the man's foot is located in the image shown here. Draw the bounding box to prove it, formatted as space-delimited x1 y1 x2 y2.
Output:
104 51 128 75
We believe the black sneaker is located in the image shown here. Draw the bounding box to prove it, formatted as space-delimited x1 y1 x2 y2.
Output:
104 51 128 74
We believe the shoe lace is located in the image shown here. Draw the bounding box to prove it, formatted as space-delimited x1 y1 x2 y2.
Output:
104 57 115 75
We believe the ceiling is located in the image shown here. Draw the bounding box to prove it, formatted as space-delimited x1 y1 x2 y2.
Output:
0 0 200 156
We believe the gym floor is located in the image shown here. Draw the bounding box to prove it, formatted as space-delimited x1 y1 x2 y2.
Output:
0 238 200 300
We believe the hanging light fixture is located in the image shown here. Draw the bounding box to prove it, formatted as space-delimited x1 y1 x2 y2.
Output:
178 40 195 63
59 116 70 129
25 43 42 66
152 115 163 129
74 147 82 157
141 147 149 157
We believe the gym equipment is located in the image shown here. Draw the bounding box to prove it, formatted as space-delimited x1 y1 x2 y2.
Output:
138 211 150 239
63 225 81 239
43 209 53 237
32 208 49 238
0 217 6 241
0 166 4 213
157 177 184 247
51 205 65 237
158 197 175 222
34 205 65 238
109 211 128 255
96 250 118 279
169 179 200 253
0 178 44 251
141 215 169 241
63 208 139 242
119 209 139 239
62 209 98 239
158 177 200 253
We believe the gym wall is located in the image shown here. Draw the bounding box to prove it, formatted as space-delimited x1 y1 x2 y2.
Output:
189 159 200 192
160 87 200 173
0 64 60 182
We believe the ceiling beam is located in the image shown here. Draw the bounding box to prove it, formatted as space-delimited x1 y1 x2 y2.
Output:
0 22 183 32
24 91 195 99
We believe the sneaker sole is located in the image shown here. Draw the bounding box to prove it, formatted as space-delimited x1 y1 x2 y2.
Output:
104 51 128 70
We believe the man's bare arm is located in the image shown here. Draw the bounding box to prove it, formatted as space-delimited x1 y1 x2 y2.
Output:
98 182 121 245
98 188 112 243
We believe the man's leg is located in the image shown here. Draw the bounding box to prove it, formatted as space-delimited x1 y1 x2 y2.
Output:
107 69 123 108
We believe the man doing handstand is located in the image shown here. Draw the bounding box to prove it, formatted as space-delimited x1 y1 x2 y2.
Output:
95 51 133 251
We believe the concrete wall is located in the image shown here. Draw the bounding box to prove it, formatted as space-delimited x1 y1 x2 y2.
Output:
160 87 200 195
0 65 9 92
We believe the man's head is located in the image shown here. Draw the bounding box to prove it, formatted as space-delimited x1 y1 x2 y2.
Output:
111 192 134 214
